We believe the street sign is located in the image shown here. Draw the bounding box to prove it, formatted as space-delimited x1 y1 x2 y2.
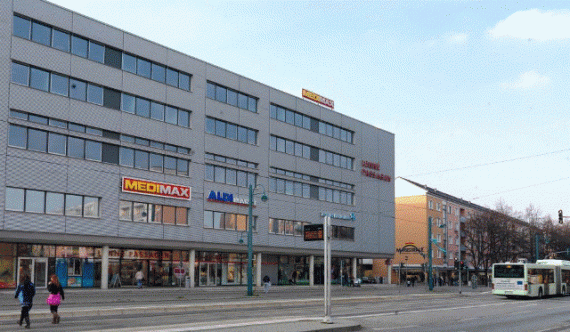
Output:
304 224 324 241
174 267 186 278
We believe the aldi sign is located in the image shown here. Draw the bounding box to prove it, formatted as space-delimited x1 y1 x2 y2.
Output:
122 177 191 200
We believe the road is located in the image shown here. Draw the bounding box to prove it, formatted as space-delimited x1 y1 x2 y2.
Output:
2 285 570 331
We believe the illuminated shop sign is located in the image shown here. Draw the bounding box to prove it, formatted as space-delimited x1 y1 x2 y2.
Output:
122 177 191 200
320 212 356 221
207 190 254 207
361 160 391 182
302 89 334 109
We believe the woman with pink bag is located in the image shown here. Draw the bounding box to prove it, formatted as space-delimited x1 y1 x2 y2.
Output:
46 275 65 324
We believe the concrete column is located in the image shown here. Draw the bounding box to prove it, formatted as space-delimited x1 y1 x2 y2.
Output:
309 255 315 286
352 257 357 280
256 253 262 287
189 249 195 288
101 246 109 290
387 264 392 284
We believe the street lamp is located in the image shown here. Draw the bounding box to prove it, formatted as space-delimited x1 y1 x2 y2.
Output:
247 184 268 296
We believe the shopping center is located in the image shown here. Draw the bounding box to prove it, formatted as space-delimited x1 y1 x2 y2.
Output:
0 0 395 289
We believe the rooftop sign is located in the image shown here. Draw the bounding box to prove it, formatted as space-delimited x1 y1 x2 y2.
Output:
302 89 334 109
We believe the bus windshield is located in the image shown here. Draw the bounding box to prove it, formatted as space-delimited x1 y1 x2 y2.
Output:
494 265 524 278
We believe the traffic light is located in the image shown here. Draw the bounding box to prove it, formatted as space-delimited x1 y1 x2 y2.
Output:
460 261 465 270
559 210 564 224
454 259 459 270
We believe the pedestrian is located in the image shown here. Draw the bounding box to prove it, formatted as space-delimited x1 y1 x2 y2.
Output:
263 275 271 293
14 273 35 329
135 269 144 288
47 274 65 324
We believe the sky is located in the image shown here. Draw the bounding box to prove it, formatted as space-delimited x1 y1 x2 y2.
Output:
45 0 570 219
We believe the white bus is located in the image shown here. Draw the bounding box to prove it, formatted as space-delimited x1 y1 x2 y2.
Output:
492 259 570 298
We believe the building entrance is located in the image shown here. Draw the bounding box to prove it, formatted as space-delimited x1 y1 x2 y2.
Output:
17 257 48 288
199 262 220 286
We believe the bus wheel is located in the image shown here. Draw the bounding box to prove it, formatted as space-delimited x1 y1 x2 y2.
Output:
538 288 543 299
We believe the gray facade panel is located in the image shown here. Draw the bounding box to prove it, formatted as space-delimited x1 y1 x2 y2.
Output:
11 38 72 76
14 0 73 31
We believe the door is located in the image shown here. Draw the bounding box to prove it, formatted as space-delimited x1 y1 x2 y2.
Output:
18 257 48 288
199 263 220 286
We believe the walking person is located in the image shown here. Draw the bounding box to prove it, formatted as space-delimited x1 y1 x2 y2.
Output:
14 273 35 329
263 275 271 293
135 269 144 289
47 275 65 324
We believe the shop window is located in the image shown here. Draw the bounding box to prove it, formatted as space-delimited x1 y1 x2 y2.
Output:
225 213 236 230
68 258 82 276
176 207 187 225
149 204 163 223
236 215 247 231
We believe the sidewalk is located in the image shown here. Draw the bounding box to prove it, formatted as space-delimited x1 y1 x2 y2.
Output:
0 284 489 331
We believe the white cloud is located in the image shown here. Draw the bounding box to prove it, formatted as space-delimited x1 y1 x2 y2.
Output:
447 33 468 44
501 71 550 90
488 9 570 41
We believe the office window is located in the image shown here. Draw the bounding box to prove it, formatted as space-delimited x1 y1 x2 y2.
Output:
137 58 151 78
8 125 27 148
48 132 66 155
214 166 225 183
88 41 105 63
87 84 103 105
71 35 88 58
204 211 214 228
179 73 190 90
133 202 148 222
225 213 236 230
151 63 165 82
213 212 224 229
205 164 214 181
45 192 64 215
238 127 247 143
122 53 136 74
136 98 150 118
69 79 87 101
83 196 99 218
24 190 45 213
67 137 85 159
6 188 25 211
150 102 165 121
166 68 178 87
119 201 133 221
121 94 136 114
248 97 257 113
69 123 85 133
176 207 187 225
149 153 163 172
227 89 238 106
30 68 49 91
206 82 216 99
238 93 248 109
215 120 226 137
104 47 122 69
65 195 83 217
215 86 227 103
85 141 102 161
178 110 189 128
11 63 29 86
149 204 162 223
50 73 69 96
13 16 31 39
177 159 188 176
102 143 119 165
163 206 175 224
28 129 47 152
164 156 177 175
134 150 149 170
52 29 70 52
31 22 51 46
165 106 177 125
236 215 247 231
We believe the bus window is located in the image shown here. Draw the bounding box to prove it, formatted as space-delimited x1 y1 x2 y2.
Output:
494 265 524 278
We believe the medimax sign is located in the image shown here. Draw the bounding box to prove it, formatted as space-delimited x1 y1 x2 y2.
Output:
122 177 191 200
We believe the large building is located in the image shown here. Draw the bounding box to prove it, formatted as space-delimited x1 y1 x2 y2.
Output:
0 1 395 289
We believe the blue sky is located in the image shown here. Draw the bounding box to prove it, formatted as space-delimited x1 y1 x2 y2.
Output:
46 0 570 218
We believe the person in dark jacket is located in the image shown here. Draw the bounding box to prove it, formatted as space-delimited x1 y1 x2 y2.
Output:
14 273 35 328
47 274 65 324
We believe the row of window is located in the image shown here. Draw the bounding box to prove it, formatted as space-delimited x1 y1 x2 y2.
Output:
270 104 354 144
13 15 191 91
205 164 257 188
205 153 257 169
8 124 191 176
270 135 354 170
268 218 306 236
6 187 99 218
206 81 257 113
268 177 354 205
10 110 192 156
205 117 257 146
269 167 354 190
119 201 188 225
203 210 255 231
11 62 191 128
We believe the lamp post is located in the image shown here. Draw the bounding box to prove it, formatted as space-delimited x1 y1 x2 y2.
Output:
428 217 433 291
247 184 267 296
